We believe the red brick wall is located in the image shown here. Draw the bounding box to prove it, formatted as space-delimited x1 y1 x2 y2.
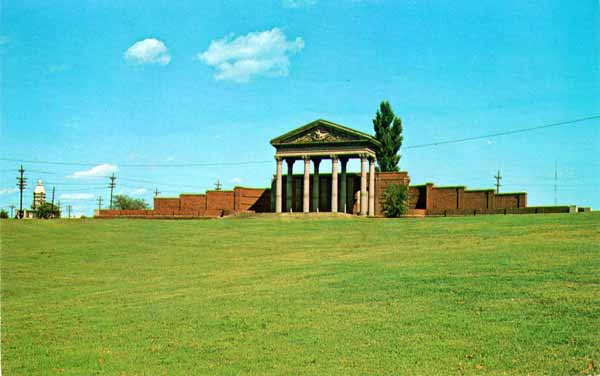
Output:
97 175 529 219
234 187 271 212
206 191 235 213
375 172 410 215
409 186 426 209
463 190 494 210
431 187 463 210
154 197 180 214
496 193 527 209
180 194 206 214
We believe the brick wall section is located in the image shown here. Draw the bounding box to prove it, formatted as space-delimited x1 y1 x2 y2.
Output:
154 197 180 214
206 191 234 214
234 187 271 212
463 190 495 210
374 172 410 216
430 187 463 210
97 173 532 218
99 187 270 218
180 194 206 215
408 185 425 209
496 193 527 209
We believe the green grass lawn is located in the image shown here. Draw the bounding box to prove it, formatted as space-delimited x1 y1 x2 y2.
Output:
2 213 599 375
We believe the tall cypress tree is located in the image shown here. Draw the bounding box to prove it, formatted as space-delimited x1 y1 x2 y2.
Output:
373 101 403 171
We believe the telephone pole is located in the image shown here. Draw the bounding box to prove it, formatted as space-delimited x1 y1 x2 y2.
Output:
67 204 72 219
214 179 222 191
57 200 61 217
51 186 55 206
154 188 161 197
97 196 104 211
16 165 27 219
9 205 15 218
494 169 502 194
108 173 116 209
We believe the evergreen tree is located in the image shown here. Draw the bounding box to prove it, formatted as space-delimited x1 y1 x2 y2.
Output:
373 101 403 171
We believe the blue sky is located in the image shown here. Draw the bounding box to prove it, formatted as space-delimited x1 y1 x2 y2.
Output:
1 0 599 217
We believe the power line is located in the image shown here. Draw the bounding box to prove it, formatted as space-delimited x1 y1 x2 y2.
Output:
0 115 597 167
0 158 273 168
404 115 600 149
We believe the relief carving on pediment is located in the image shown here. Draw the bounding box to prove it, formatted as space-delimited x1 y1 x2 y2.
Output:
289 127 354 144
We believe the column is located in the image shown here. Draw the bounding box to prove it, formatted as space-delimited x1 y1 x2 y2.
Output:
331 156 338 213
312 158 321 212
303 156 310 213
340 157 348 213
360 155 368 216
275 157 283 213
368 157 375 216
286 159 294 212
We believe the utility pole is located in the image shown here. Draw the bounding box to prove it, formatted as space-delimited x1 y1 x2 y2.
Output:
9 205 15 218
154 188 161 197
16 165 27 219
97 196 104 211
57 200 61 218
494 169 502 194
67 204 72 219
51 186 55 206
108 173 116 209
554 160 558 205
214 179 222 191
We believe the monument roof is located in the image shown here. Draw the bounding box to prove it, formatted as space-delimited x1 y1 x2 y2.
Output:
34 179 46 194
270 119 381 149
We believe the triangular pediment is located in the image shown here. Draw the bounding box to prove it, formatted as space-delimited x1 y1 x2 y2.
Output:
271 119 380 146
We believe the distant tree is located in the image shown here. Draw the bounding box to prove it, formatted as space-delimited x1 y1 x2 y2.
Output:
0 209 8 219
112 194 149 210
35 203 61 219
373 101 403 171
381 183 409 217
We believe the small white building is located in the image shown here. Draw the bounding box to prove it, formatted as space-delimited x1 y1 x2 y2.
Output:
33 180 46 209
24 180 47 218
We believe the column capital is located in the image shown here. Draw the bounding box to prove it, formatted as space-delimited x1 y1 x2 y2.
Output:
368 155 377 162
359 153 369 160
285 158 295 165
312 157 322 165
330 154 339 161
275 156 283 162
302 155 311 161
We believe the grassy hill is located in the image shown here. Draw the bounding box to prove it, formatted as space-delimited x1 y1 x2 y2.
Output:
2 213 599 375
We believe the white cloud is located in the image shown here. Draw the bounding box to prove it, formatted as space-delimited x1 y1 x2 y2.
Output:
282 0 316 8
68 164 118 179
124 38 171 65
60 193 94 200
0 187 18 195
198 28 304 82
229 177 243 185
